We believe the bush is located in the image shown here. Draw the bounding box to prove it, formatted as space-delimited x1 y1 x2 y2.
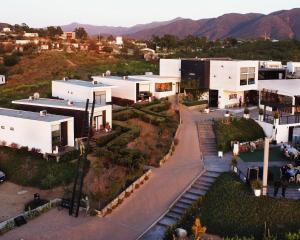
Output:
4 54 20 66
201 173 300 239
214 118 265 152
59 149 80 162
24 199 49 211
182 100 208 107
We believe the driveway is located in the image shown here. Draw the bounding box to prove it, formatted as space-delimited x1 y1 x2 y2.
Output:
0 182 63 223
2 106 205 240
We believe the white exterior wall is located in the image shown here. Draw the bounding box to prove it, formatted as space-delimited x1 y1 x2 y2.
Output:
0 75 5 85
0 116 74 154
256 120 300 143
259 61 282 69
93 77 138 103
52 81 112 103
209 61 259 91
159 59 181 77
93 105 113 128
287 62 300 73
218 90 244 109
209 61 258 109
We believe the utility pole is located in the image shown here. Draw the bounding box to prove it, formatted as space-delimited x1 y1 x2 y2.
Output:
262 137 270 196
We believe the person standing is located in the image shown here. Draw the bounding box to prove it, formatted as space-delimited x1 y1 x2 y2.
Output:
273 180 281 197
281 177 289 198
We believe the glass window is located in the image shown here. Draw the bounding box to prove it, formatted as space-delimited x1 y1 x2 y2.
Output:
240 67 256 86
95 91 106 104
155 83 172 92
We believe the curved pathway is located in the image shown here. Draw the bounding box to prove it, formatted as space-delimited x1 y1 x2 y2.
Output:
3 106 206 240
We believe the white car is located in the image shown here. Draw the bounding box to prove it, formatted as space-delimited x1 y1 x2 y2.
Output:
0 170 5 183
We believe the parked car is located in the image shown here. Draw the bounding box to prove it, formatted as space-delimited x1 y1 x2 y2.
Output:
0 170 6 183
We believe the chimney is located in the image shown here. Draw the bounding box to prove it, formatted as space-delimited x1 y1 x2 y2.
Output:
40 110 47 116
28 96 34 101
123 76 128 80
102 73 105 77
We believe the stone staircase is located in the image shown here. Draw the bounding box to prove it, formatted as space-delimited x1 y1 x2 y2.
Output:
267 186 300 200
139 169 223 240
197 123 218 156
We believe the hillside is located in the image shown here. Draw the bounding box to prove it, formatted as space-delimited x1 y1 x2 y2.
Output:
60 8 300 40
0 52 158 107
129 8 300 40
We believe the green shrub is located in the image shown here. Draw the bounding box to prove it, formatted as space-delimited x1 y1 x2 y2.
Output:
4 54 20 66
182 100 208 107
201 173 300 239
59 149 80 162
214 118 265 152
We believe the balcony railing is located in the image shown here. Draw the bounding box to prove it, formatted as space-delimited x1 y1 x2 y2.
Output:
263 114 300 125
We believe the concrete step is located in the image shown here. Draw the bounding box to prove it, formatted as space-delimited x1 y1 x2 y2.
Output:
188 187 207 196
183 192 201 201
205 171 222 178
158 217 177 227
174 201 190 209
165 211 181 220
193 182 211 189
178 197 194 205
170 206 186 215
196 177 215 184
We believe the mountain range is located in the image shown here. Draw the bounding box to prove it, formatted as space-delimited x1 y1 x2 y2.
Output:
60 8 300 40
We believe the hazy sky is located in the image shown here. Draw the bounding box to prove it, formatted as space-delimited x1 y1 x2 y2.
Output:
1 0 299 27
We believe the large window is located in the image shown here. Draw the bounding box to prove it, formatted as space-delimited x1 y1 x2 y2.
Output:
95 91 106 104
51 124 61 150
155 83 172 92
240 67 256 85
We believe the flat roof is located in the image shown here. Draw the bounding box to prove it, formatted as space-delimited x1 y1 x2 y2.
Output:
53 79 113 88
129 75 180 82
12 98 107 110
93 76 150 83
0 108 71 122
258 79 300 96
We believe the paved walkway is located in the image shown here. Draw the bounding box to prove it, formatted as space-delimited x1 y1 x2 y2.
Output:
2 106 206 240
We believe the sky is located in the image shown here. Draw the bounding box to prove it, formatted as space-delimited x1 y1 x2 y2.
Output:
1 0 300 27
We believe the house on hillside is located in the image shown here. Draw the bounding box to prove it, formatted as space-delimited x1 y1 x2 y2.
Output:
13 97 112 138
92 73 180 105
61 32 76 40
23 32 39 38
0 75 5 85
0 108 74 157
160 58 259 109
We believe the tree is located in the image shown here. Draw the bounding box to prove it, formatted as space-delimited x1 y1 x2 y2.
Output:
4 54 20 67
75 27 88 40
47 26 63 38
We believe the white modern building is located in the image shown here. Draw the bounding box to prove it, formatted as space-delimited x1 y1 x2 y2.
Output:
92 74 180 104
0 108 74 155
92 76 151 104
259 60 282 69
287 62 300 75
116 36 123 46
130 74 180 99
2 27 11 33
209 60 259 109
160 58 259 109
0 75 5 85
52 79 114 105
12 98 112 138
23 32 39 38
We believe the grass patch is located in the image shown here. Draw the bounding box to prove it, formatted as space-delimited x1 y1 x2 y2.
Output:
214 118 265 152
201 173 300 239
239 147 286 162
0 147 77 189
164 173 300 240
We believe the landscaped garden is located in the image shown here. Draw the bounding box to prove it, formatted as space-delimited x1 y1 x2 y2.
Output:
164 173 300 240
84 99 179 210
214 117 265 152
0 146 78 189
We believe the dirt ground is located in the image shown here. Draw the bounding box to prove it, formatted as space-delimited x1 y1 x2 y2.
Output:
0 181 64 222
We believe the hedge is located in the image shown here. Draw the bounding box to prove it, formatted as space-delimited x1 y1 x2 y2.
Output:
164 173 300 240
182 100 208 107
201 173 300 239
214 118 265 152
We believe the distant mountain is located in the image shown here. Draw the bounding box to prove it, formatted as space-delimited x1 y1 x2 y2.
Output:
60 18 184 36
128 8 300 40
0 22 10 29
